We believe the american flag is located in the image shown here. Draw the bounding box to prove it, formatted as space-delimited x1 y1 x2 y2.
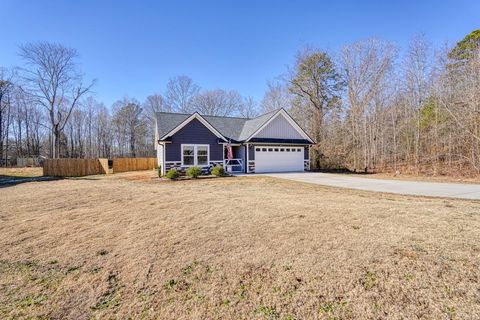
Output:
226 141 233 160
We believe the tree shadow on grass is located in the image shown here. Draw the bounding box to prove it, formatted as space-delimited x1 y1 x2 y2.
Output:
66 176 103 181
0 174 107 188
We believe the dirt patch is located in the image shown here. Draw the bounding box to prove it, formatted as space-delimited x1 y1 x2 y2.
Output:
1 171 479 319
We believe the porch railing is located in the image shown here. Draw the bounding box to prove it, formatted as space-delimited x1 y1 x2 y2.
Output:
224 158 243 172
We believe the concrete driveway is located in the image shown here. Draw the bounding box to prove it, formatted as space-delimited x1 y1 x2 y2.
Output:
264 172 480 200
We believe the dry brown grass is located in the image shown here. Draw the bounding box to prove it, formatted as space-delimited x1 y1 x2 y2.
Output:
1 171 479 319
0 167 43 181
353 172 480 184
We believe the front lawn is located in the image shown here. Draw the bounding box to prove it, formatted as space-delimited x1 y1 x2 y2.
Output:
0 171 479 319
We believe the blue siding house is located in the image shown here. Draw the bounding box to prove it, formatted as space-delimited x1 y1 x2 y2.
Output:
155 108 315 174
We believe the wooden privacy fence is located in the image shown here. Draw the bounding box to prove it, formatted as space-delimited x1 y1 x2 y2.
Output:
43 158 109 177
43 158 157 177
112 157 157 173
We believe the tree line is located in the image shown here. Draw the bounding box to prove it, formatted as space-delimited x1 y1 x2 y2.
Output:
261 30 480 176
1 30 479 177
0 43 257 162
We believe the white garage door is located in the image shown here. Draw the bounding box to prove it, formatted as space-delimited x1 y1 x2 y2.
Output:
255 146 304 173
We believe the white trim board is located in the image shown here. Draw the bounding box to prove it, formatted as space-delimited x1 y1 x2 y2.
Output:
245 142 311 146
156 142 167 175
160 112 228 142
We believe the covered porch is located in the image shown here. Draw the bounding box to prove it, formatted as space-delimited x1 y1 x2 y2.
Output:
223 144 245 173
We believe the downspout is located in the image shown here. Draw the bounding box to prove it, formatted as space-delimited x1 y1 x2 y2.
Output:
244 144 247 173
163 142 166 176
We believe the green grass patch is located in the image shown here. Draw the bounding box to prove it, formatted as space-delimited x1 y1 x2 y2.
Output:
256 305 280 319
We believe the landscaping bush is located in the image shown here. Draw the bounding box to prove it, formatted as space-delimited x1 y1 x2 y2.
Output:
165 169 179 180
186 166 202 179
211 165 225 177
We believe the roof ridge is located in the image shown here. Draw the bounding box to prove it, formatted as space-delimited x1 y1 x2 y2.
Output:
155 109 283 120
155 111 191 116
155 111 250 120
203 114 250 120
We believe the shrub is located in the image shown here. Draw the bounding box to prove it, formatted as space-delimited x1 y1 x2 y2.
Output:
165 169 179 180
211 165 225 177
186 166 202 179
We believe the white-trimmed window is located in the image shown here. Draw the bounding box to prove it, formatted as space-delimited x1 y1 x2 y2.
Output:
197 145 208 166
181 144 209 166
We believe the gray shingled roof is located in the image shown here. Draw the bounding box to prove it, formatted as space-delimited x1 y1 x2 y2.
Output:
156 109 280 142
155 112 191 139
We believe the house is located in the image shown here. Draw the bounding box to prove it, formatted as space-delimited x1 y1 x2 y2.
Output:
155 108 315 175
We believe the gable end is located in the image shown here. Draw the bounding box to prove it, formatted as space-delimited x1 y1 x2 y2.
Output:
253 113 304 140
160 113 227 142
165 118 223 161
248 110 314 143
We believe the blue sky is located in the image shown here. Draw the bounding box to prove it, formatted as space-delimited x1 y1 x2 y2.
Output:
2 0 479 106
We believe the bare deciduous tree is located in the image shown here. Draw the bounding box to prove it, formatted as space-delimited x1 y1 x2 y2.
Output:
403 34 432 169
112 98 148 157
340 38 396 172
238 96 259 118
19 42 94 158
144 94 169 120
191 89 243 116
261 80 291 113
0 68 15 165
165 75 199 113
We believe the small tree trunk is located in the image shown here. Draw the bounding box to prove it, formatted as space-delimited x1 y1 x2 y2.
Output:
311 108 323 169
363 110 368 173
415 108 421 173
53 125 62 159
0 107 3 166
51 128 56 158
5 99 11 166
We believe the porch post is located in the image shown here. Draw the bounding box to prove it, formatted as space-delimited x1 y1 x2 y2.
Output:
308 145 311 171
222 143 225 167
246 143 249 173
